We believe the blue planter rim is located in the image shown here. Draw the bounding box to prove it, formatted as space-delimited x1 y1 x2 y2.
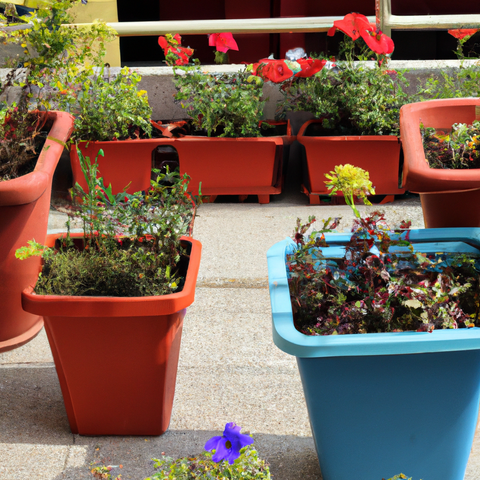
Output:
267 228 480 358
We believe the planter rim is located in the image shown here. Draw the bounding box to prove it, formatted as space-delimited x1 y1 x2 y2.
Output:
21 234 202 317
297 119 399 144
74 119 295 147
400 98 480 193
267 228 480 358
0 111 75 206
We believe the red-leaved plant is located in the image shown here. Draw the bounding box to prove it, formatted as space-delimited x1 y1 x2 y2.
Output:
287 165 480 335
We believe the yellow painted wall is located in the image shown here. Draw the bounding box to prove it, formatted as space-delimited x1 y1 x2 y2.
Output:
69 0 121 66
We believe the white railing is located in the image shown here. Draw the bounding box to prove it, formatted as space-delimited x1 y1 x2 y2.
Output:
71 0 480 37
3 0 480 38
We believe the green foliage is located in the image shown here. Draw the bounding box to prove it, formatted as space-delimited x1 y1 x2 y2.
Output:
0 0 116 71
173 66 266 137
422 120 480 169
17 147 198 297
278 65 412 136
416 63 480 100
58 65 153 141
15 239 46 260
146 446 271 480
0 0 117 178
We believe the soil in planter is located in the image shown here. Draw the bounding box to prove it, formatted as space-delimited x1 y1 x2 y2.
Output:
34 236 190 297
422 122 480 169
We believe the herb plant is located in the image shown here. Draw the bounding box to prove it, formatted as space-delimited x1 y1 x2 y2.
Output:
287 165 480 335
422 120 480 169
16 148 197 297
173 66 266 137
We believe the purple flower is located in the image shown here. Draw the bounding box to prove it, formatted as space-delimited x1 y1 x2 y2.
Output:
204 422 254 464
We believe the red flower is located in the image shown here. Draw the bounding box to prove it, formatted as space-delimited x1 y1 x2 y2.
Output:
448 29 478 40
295 58 326 77
360 24 394 55
327 13 370 41
261 60 294 83
158 34 193 65
250 58 273 75
208 32 239 53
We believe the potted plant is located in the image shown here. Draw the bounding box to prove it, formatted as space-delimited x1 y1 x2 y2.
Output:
17 149 202 435
0 0 108 351
0 105 74 352
267 164 480 480
65 65 165 195
401 98 480 228
265 13 408 204
160 62 295 204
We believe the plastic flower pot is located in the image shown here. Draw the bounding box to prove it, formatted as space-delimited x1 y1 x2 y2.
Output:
71 137 164 195
267 228 480 480
297 119 405 204
72 121 295 204
21 233 202 436
401 98 480 228
0 111 74 353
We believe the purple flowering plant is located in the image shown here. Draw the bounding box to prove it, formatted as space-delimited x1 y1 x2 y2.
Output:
287 164 480 335
204 422 254 465
146 423 270 479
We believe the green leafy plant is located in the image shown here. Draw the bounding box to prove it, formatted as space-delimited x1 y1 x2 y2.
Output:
422 120 480 169
278 64 412 136
0 0 116 180
288 164 480 335
256 12 411 136
173 66 266 137
58 65 153 142
415 29 480 100
16 147 198 297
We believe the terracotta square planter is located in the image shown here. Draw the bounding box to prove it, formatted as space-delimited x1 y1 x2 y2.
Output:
21 234 202 436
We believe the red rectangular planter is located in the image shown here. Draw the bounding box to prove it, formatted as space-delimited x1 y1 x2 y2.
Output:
297 120 405 204
71 122 295 204
21 234 202 436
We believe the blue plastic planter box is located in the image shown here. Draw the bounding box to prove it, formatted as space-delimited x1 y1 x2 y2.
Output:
267 228 480 480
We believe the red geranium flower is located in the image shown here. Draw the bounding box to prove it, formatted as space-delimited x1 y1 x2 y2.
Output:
360 24 394 55
250 58 274 75
448 29 478 40
327 13 370 41
261 60 294 83
208 32 239 53
295 58 326 77
158 34 193 65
